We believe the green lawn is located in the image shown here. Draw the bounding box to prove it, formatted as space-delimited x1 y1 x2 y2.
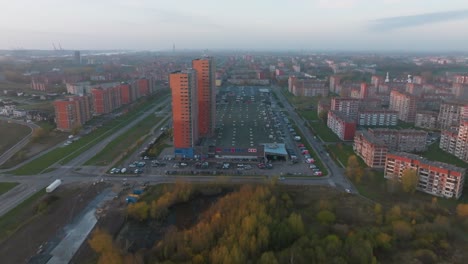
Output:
9 92 169 175
297 109 318 121
421 141 467 168
327 143 366 168
308 121 341 142
0 120 31 155
85 115 163 166
0 189 46 241
0 182 19 196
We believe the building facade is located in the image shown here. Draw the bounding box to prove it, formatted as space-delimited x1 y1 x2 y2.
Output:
368 128 428 152
91 85 122 115
440 120 468 162
170 70 199 158
327 110 356 141
438 101 468 130
357 109 398 126
389 90 417 123
193 57 216 137
330 97 360 121
415 111 438 130
353 130 388 168
384 152 466 199
288 77 328 97
54 95 92 132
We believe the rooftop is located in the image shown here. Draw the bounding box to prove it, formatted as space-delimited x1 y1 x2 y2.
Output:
388 152 466 174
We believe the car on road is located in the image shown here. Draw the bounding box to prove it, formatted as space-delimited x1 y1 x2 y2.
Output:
345 188 351 193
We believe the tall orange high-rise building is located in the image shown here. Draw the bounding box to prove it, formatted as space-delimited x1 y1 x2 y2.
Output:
170 69 199 158
192 57 216 137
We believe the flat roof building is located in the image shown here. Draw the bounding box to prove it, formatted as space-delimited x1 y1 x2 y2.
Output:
327 110 357 141
389 90 417 123
354 130 388 168
193 57 216 137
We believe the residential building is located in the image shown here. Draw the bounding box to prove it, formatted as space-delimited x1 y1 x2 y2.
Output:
54 95 92 131
415 111 438 130
438 100 468 130
353 130 388 168
91 85 122 115
440 120 468 162
288 77 328 97
389 90 417 123
170 69 199 158
327 110 356 141
357 109 398 126
384 152 466 199
317 99 330 118
330 97 360 121
193 57 216 137
368 128 428 152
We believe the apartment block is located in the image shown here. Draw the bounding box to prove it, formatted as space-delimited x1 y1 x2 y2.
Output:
415 111 438 130
384 152 466 199
368 128 428 152
54 95 92 132
389 90 417 123
170 70 199 158
288 77 328 97
353 130 388 168
357 109 398 126
330 97 360 121
91 85 122 115
327 110 356 141
438 100 468 130
440 120 468 162
193 57 216 137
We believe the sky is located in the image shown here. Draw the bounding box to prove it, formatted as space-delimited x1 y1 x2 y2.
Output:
1 0 468 51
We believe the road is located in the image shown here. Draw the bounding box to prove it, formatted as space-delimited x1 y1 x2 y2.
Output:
0 87 354 219
0 117 39 166
0 96 171 217
271 86 356 192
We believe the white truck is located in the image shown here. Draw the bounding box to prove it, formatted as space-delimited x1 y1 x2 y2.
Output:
46 179 62 193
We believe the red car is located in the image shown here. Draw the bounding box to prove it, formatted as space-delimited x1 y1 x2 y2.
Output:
297 144 305 147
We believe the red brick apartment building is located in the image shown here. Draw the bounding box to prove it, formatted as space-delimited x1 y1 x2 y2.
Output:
327 110 356 141
330 97 360 121
120 84 131 105
54 95 92 132
170 70 199 158
192 57 216 137
354 130 388 168
137 79 150 97
389 90 417 123
384 152 466 199
91 85 122 115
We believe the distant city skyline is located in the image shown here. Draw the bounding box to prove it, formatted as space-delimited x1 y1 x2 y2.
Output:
1 0 468 51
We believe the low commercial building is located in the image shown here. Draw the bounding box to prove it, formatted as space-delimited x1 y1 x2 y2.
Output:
384 152 466 199
353 130 388 168
327 110 356 141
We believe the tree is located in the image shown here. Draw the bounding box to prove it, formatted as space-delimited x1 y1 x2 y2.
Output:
345 155 364 182
318 110 328 123
374 203 383 225
392 220 413 240
127 201 149 221
317 210 336 225
31 127 47 142
456 204 468 218
287 212 305 237
258 252 279 264
401 168 418 193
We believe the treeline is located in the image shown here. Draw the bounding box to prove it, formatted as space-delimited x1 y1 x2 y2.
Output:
89 183 468 263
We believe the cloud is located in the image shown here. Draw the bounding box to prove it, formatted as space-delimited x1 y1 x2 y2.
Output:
369 9 468 31
317 0 358 9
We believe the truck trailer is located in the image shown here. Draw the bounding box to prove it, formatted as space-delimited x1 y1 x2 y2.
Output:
46 179 62 193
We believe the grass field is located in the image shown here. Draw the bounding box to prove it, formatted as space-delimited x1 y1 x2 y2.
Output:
421 141 467 168
0 182 19 196
0 189 46 241
85 115 163 165
9 93 169 175
0 120 31 155
308 121 341 142
327 143 367 168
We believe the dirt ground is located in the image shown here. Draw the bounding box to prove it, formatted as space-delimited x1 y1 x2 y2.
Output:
0 120 31 154
0 182 110 264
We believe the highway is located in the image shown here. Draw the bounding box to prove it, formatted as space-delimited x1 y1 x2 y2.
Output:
0 117 39 166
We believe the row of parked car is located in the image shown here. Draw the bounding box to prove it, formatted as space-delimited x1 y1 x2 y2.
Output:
297 143 322 176
109 167 143 174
